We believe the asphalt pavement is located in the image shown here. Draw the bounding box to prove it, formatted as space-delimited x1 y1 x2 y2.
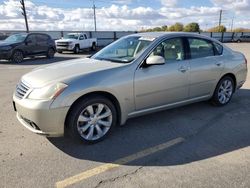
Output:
0 44 250 188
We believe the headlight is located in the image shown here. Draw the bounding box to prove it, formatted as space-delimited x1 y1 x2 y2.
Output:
28 83 68 100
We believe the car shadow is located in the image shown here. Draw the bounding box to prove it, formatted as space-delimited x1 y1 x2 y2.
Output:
48 88 250 166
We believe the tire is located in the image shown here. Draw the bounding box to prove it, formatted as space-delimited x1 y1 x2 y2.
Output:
11 50 24 63
66 96 117 144
47 48 55 58
237 39 241 43
74 45 80 54
91 43 97 51
211 76 235 106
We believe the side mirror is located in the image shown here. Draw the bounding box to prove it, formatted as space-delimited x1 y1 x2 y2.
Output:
146 55 165 65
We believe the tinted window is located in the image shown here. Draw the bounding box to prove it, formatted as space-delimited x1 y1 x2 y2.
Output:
188 38 214 59
79 35 84 40
150 38 184 62
213 42 223 55
36 34 49 42
26 35 36 43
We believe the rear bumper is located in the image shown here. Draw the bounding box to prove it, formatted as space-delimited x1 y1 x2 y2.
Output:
13 95 69 137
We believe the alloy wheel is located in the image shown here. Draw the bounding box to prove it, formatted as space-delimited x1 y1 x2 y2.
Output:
218 79 233 104
77 103 113 141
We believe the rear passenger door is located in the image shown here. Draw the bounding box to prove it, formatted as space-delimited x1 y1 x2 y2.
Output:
187 37 224 98
36 34 49 53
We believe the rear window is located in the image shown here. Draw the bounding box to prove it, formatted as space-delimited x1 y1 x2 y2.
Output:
188 38 214 59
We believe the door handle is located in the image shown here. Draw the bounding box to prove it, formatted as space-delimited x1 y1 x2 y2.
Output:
178 66 188 73
215 62 222 66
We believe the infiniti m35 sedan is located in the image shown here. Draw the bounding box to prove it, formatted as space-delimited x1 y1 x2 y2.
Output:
13 32 248 143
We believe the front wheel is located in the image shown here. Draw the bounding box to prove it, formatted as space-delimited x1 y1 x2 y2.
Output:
211 76 234 106
74 45 80 54
11 50 24 63
66 96 117 144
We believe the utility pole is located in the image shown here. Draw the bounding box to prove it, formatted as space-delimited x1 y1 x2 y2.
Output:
218 9 222 27
20 0 29 33
93 0 97 31
231 16 234 32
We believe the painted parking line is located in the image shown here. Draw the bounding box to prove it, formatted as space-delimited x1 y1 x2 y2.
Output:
56 137 185 188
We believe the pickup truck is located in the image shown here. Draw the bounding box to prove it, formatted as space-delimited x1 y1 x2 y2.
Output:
55 33 97 54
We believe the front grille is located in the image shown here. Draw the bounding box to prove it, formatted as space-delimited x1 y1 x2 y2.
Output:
57 42 69 47
15 81 30 99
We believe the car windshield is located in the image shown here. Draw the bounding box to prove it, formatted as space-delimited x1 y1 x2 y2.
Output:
91 36 154 63
4 34 27 43
64 34 79 39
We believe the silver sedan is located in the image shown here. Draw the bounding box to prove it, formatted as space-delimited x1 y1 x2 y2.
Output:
13 32 248 143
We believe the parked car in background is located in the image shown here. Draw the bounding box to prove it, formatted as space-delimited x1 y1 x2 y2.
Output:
55 33 97 54
13 32 248 143
0 33 56 63
235 35 250 43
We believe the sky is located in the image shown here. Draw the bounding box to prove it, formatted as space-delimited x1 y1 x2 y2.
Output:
0 0 249 31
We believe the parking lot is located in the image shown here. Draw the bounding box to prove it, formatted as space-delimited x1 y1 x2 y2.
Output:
0 43 250 188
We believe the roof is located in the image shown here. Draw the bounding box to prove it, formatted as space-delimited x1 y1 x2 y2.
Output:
130 32 220 43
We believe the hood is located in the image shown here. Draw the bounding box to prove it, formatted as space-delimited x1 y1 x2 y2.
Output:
0 41 19 47
55 39 77 43
22 58 124 88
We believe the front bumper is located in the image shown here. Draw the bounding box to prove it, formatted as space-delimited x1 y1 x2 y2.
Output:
13 95 70 137
56 45 74 51
0 50 11 60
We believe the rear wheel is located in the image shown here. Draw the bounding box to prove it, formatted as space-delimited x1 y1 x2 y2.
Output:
11 50 24 63
47 48 55 58
211 76 234 106
91 43 97 51
66 96 117 144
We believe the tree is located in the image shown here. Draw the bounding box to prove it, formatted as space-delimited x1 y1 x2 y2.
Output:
184 22 200 32
233 28 250 32
168 22 184 31
207 25 226 32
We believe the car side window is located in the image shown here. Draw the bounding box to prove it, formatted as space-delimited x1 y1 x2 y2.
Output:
36 34 48 42
79 35 84 40
213 42 223 55
149 38 184 62
188 38 214 59
26 35 36 43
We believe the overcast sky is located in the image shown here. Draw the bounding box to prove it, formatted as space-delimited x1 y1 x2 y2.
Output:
0 0 249 31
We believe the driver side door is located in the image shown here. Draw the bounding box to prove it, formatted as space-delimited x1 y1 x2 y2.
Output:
134 37 190 110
